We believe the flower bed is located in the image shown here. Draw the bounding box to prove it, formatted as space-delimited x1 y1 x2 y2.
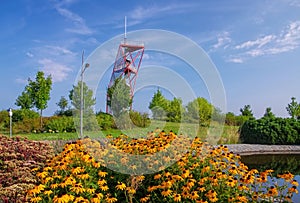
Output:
0 135 54 202
26 131 298 203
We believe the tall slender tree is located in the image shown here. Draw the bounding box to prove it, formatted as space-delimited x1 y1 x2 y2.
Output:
149 89 169 120
27 71 52 128
69 81 98 131
263 107 275 118
286 97 300 119
240 104 254 118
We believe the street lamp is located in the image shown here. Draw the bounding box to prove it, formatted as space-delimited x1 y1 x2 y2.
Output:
7 108 12 138
80 51 90 138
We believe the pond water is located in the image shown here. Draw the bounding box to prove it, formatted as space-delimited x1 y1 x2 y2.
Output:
241 154 300 202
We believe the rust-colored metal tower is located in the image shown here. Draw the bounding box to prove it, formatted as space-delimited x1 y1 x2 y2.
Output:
106 17 144 114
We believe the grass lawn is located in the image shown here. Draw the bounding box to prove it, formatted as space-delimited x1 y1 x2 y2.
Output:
3 120 240 144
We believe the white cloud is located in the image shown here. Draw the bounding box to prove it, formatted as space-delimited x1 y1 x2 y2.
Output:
276 21 300 48
130 3 197 22
235 35 275 49
55 6 93 35
211 31 232 50
227 57 244 63
225 21 300 63
288 0 300 7
15 78 28 84
38 58 72 82
44 45 75 56
26 52 34 58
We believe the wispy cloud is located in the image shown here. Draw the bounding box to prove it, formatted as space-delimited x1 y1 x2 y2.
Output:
235 35 275 49
38 58 72 82
210 31 232 50
26 51 34 58
54 3 93 35
44 45 76 56
27 44 77 82
15 78 28 84
129 3 197 23
227 57 244 63
213 21 300 63
288 0 300 7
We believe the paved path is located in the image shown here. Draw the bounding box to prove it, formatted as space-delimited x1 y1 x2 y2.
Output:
223 144 300 155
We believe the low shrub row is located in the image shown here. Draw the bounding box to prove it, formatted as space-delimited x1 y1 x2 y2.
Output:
240 117 300 144
1 110 150 134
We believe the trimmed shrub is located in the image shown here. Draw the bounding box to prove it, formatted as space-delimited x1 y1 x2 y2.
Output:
240 117 300 144
45 116 76 133
13 118 40 134
96 112 115 130
129 110 150 128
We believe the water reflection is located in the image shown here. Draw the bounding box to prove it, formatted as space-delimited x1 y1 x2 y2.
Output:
241 154 300 202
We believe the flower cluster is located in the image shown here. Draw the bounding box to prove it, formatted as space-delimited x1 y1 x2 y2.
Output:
0 135 54 202
142 138 299 202
27 138 135 203
27 131 298 203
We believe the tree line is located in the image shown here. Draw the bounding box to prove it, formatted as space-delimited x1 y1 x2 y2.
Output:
1 70 299 134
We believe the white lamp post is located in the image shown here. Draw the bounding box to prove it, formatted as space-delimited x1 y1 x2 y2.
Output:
80 51 90 138
7 108 12 138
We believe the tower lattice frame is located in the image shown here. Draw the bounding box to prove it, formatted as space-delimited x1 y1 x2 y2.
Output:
106 41 144 114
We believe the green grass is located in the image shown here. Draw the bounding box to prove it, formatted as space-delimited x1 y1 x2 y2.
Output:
4 120 240 144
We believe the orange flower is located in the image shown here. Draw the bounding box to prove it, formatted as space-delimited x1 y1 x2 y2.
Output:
161 189 172 197
173 193 181 202
278 172 294 181
98 171 108 177
189 191 199 200
116 182 126 190
140 195 150 203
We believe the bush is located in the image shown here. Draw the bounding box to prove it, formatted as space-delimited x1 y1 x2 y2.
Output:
129 110 150 128
13 118 40 134
96 112 115 130
0 135 54 202
12 109 39 123
225 113 249 126
240 117 300 144
45 116 76 133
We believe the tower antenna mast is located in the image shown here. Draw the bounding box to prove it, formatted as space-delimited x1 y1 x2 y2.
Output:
124 16 127 44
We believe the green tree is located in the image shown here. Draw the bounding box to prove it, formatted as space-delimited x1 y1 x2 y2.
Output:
69 81 98 131
27 71 52 128
149 89 169 120
69 81 96 111
107 77 132 117
240 104 254 118
286 97 300 119
166 98 184 122
212 107 225 123
15 89 33 109
225 112 237 126
186 97 213 125
107 78 132 129
57 96 68 112
55 96 72 116
263 107 275 119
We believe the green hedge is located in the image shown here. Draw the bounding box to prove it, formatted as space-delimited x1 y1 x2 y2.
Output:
239 117 300 144
45 116 76 133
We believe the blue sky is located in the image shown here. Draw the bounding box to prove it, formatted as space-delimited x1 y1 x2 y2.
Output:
1 0 300 118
